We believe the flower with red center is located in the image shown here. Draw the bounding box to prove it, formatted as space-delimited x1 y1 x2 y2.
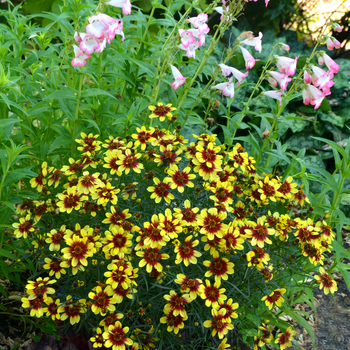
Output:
47 168 63 188
43 256 67 279
203 251 234 282
174 235 201 266
43 297 61 321
314 267 337 294
160 309 188 334
195 142 223 168
104 261 133 289
165 165 195 193
89 286 118 316
203 308 234 339
12 214 36 238
163 290 192 317
220 223 244 252
61 158 86 175
218 298 239 320
192 159 221 181
275 327 296 350
116 148 144 174
15 200 33 216
57 187 86 214
136 247 169 273
143 214 170 249
21 296 47 317
159 208 182 239
103 150 122 176
258 176 281 202
61 235 95 267
90 327 105 348
60 295 86 325
209 181 233 208
148 102 176 122
103 227 133 258
233 201 247 220
201 235 223 255
45 225 66 251
131 126 155 150
77 171 102 194
91 182 120 207
198 207 228 240
277 176 298 198
292 187 310 206
102 320 133 350
173 200 199 226
199 280 227 308
245 217 275 248
147 177 174 204
261 288 286 310
154 144 182 167
174 274 202 300
103 207 132 230
100 312 124 329
30 162 49 192
26 277 56 299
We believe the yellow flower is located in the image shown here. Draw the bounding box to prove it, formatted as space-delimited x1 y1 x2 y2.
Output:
148 102 176 121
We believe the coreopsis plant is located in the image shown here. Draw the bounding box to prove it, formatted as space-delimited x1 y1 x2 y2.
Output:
14 123 337 349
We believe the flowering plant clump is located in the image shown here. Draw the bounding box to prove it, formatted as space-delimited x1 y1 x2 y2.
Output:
14 122 337 349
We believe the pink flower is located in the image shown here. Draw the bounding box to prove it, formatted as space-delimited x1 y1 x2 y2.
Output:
332 23 342 33
188 13 209 34
71 45 91 67
86 14 112 39
262 91 283 106
304 84 326 109
214 5 233 22
310 65 334 90
108 19 125 42
74 32 82 44
319 53 339 74
275 55 299 76
240 46 260 69
240 32 263 53
178 41 200 59
79 33 100 54
267 71 291 91
95 38 107 53
326 37 341 50
178 29 196 48
280 43 290 51
170 65 188 90
248 0 269 6
106 0 131 15
218 64 249 87
212 78 235 98
304 70 312 84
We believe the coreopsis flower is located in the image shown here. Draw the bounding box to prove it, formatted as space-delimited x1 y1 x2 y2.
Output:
203 308 234 339
240 46 260 69
103 321 133 350
91 182 120 206
90 327 105 348
89 286 118 316
218 298 239 320
100 312 124 329
164 290 191 317
103 207 132 229
314 267 338 294
43 256 67 279
30 162 48 192
178 40 200 59
160 309 188 334
240 31 263 53
258 176 281 202
165 165 195 192
103 227 133 257
154 144 182 167
261 90 283 106
61 234 95 267
44 297 62 321
277 176 298 198
257 265 274 282
275 55 299 76
159 208 183 239
318 52 339 73
60 295 86 325
174 274 202 300
106 0 131 14
21 296 47 317
218 64 248 86
147 177 174 203
173 200 199 226
61 157 85 175
261 288 286 310
220 223 245 251
204 251 234 282
195 142 223 168
12 214 36 238
245 216 275 248
212 78 235 98
104 262 133 290
170 65 188 90
148 103 176 122
218 338 230 350
199 280 227 308
267 71 292 91
26 277 56 299
136 247 169 273
116 148 143 174
77 171 102 194
275 327 296 350
57 187 86 213
197 207 228 240
293 187 309 206
131 126 155 150
175 235 201 266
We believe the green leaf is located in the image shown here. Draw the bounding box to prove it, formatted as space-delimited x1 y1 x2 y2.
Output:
48 135 74 153
128 57 156 78
43 90 77 100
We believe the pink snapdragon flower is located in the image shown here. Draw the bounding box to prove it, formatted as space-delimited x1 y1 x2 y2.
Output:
74 32 83 44
302 84 326 109
108 19 125 42
212 78 235 98
187 13 209 34
326 37 341 50
304 70 312 84
170 65 188 90
275 55 299 76
106 0 131 15
178 41 200 59
310 65 334 90
262 91 283 105
86 14 113 39
332 23 342 33
218 63 248 87
71 45 91 67
79 33 101 54
178 29 196 48
318 53 339 74
280 43 290 51
240 32 263 53
240 46 260 69
267 71 292 91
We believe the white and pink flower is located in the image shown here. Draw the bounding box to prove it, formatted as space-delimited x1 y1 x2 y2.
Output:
326 37 341 50
170 65 188 90
218 63 248 87
310 65 334 90
188 13 209 34
106 0 131 15
212 78 235 98
303 84 326 109
318 53 339 74
262 90 283 105
79 33 101 54
267 71 291 91
275 55 299 76
71 45 91 67
240 46 260 70
178 41 200 59
240 32 263 53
